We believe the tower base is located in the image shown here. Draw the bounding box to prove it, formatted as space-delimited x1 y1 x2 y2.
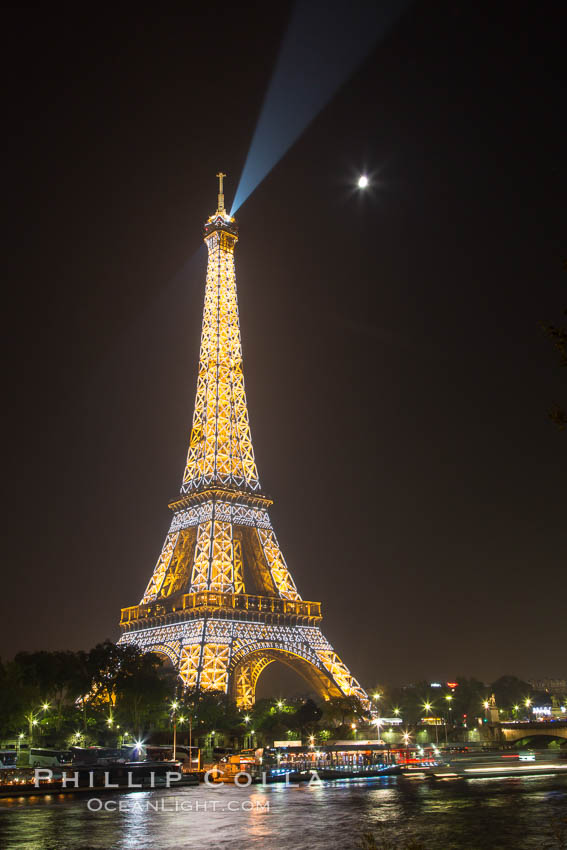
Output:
119 616 368 710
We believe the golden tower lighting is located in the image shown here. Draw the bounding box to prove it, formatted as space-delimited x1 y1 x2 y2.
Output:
118 175 368 710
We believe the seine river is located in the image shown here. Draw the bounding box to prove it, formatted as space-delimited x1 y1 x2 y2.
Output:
1 774 566 849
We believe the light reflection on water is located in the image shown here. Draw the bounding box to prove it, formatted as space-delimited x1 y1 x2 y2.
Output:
0 774 565 850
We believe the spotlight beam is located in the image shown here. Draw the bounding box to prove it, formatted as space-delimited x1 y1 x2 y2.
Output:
231 0 410 215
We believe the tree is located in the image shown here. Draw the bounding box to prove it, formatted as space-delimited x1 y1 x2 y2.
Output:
13 650 89 730
115 652 173 739
291 698 322 737
85 641 136 706
490 675 535 715
540 265 566 430
0 658 38 738
180 690 242 745
438 678 487 728
323 696 365 729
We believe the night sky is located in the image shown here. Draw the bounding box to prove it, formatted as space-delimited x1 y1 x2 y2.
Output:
3 3 565 689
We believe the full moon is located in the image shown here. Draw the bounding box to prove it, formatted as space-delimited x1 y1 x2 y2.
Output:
357 175 369 189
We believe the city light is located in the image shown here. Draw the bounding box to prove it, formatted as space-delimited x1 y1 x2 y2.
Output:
483 701 490 710
244 715 251 723
357 175 369 189
277 701 283 709
525 698 532 708
42 702 50 711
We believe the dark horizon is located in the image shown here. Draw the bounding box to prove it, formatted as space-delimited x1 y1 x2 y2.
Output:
2 2 565 689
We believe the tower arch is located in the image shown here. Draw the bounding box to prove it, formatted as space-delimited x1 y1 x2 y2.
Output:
149 643 180 668
230 646 345 709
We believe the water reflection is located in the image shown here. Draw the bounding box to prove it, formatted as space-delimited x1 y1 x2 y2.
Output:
0 775 565 849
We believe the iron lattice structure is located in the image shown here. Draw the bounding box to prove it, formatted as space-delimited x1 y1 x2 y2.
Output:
119 176 369 710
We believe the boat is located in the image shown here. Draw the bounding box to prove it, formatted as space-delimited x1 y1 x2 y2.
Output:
412 748 567 780
0 759 199 798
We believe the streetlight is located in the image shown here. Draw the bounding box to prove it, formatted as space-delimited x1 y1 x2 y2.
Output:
170 701 179 760
402 730 412 766
26 704 49 742
423 701 438 745
444 695 453 744
188 712 195 772
373 716 382 742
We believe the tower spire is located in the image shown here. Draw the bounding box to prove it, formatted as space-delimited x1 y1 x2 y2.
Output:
183 175 257 495
216 171 226 213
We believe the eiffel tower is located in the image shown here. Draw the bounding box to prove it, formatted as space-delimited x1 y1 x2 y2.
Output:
119 175 369 710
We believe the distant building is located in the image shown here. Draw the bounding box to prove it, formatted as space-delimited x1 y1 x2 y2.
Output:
528 678 567 696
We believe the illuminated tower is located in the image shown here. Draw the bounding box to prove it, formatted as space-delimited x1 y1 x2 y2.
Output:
119 175 368 709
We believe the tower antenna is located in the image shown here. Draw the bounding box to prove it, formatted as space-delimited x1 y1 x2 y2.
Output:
216 172 226 213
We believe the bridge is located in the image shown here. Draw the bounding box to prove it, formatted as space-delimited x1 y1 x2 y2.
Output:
495 721 567 744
